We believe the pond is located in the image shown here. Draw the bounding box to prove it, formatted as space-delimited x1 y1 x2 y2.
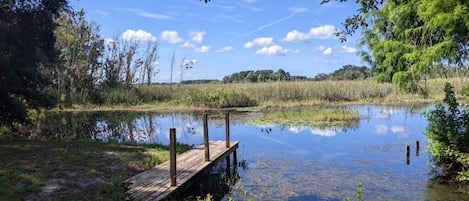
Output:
32 105 469 200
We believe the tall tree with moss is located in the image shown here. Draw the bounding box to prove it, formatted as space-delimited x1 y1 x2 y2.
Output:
322 0 469 93
0 0 69 130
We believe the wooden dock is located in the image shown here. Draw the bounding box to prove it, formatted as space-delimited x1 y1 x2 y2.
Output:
123 113 239 201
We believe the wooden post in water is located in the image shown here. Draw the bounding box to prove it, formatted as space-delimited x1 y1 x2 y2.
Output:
406 145 410 165
416 140 420 157
226 155 231 176
203 113 210 161
233 149 238 168
225 112 230 148
169 128 177 186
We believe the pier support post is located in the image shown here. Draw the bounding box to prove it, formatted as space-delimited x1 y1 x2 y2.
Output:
226 155 231 176
416 140 420 157
406 145 410 165
233 149 238 168
203 113 210 161
225 112 230 148
170 128 177 186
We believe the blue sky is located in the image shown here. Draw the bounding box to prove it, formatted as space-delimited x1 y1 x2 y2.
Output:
71 0 364 82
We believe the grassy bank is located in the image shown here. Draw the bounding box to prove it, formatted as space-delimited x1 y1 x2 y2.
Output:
252 108 360 126
57 78 468 112
0 140 191 201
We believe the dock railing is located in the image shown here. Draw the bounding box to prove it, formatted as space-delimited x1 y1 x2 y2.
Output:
169 112 234 187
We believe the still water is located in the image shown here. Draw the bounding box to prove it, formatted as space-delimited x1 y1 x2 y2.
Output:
34 105 469 200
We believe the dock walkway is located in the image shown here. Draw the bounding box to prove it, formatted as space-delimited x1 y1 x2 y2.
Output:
124 140 239 201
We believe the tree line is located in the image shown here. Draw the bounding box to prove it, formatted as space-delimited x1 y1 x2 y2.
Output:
312 65 371 81
222 69 308 83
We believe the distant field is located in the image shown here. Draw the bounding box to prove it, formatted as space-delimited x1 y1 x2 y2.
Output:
61 78 468 111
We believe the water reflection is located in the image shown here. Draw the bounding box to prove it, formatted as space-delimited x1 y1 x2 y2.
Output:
30 112 213 144
24 105 469 200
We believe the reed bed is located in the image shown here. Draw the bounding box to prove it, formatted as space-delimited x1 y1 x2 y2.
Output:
94 79 466 109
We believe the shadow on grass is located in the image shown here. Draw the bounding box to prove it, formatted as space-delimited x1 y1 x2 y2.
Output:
0 140 191 201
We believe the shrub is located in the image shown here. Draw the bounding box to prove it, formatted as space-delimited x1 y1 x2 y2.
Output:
137 85 172 102
101 87 142 105
425 83 469 182
199 88 257 108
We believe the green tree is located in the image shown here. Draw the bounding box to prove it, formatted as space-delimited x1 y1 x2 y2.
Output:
54 9 104 105
322 0 469 93
276 68 289 81
0 0 68 129
426 83 469 181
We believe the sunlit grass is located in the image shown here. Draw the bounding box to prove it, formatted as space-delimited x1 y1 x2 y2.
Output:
253 108 360 126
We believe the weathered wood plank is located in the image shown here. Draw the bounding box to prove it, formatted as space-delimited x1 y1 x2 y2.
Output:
124 140 239 201
152 141 238 201
131 141 235 200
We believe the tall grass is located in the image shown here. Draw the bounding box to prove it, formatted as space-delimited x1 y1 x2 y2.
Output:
93 79 467 109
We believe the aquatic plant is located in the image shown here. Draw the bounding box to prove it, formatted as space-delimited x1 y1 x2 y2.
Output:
253 108 360 127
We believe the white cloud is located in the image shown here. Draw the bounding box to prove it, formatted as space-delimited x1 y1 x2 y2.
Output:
255 45 289 56
129 9 174 20
243 42 255 49
239 4 263 12
161 30 183 44
309 25 337 39
323 47 332 55
215 14 244 23
190 31 206 43
283 30 310 42
122 29 156 43
243 0 258 3
216 46 234 53
138 11 173 20
314 45 326 51
195 45 210 53
289 7 309 14
243 37 274 48
181 41 195 48
283 25 337 42
340 45 358 53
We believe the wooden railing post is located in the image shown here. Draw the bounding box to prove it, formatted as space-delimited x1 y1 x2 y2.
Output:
169 128 177 186
203 114 210 161
406 145 410 165
416 140 420 157
225 112 230 148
